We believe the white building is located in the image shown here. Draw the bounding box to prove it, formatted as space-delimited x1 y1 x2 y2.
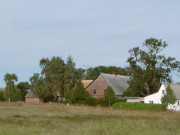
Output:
144 84 180 111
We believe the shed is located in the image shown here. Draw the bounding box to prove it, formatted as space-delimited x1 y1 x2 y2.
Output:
125 97 144 103
25 90 41 103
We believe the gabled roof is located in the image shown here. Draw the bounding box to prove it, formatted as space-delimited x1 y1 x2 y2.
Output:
25 90 38 98
101 73 130 95
81 80 93 88
164 84 180 99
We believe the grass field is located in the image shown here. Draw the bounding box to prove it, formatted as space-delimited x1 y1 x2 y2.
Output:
0 102 180 135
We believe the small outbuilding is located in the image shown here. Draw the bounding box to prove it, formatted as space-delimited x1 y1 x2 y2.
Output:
25 90 41 103
126 97 144 103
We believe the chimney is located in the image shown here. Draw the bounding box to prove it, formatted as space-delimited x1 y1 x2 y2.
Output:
112 70 118 76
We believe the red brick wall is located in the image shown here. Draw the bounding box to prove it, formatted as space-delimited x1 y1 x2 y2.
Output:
86 75 108 98
25 98 41 103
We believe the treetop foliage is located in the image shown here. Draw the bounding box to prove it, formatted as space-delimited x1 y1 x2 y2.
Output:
85 66 131 80
126 38 180 97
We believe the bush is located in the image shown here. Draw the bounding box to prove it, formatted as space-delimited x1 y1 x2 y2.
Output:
82 97 97 106
104 87 117 106
116 98 127 103
65 81 90 104
122 88 135 97
161 85 176 105
112 102 167 111
0 91 5 101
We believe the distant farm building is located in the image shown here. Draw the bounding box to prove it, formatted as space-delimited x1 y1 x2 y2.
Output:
126 97 144 103
25 90 41 103
86 72 130 98
144 84 180 111
81 80 93 88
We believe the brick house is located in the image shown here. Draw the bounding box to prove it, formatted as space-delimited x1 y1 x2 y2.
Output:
86 73 130 98
25 90 41 103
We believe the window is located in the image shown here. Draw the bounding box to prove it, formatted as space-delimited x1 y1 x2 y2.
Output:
150 101 154 104
162 90 165 94
94 89 96 94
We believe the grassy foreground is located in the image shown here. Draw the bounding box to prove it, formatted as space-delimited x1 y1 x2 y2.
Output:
0 102 180 135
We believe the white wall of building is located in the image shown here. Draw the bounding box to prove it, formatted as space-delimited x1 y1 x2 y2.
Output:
144 84 166 104
144 84 180 111
167 100 180 111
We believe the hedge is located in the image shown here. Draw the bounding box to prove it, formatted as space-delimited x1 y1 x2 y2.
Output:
112 102 167 111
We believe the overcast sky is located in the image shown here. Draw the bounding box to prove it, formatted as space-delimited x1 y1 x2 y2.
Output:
0 0 180 87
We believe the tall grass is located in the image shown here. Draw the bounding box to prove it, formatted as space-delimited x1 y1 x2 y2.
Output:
0 102 179 135
112 102 167 111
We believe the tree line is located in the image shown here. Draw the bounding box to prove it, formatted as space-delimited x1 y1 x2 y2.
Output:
0 38 180 102
0 56 130 102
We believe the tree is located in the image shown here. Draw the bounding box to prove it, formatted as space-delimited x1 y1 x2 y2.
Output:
64 56 77 93
65 81 89 103
29 73 45 100
104 87 117 106
122 88 135 97
85 66 131 80
4 73 19 101
16 81 31 101
0 91 5 101
127 38 180 97
40 57 65 100
161 85 176 105
75 68 85 80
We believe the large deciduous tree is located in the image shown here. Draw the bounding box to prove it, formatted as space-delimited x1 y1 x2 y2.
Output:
64 56 77 93
29 56 82 102
126 38 180 97
4 73 19 101
16 81 31 101
40 56 65 100
85 66 130 80
29 73 45 100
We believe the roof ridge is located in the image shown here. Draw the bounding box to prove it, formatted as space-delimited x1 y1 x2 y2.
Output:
100 72 130 77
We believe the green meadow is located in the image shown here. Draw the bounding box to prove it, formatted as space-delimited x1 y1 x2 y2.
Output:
0 102 180 135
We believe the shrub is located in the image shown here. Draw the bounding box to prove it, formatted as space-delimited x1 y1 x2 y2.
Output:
116 98 127 103
161 85 176 105
65 81 90 104
82 97 97 106
122 88 135 97
112 102 167 111
0 91 5 101
104 87 117 106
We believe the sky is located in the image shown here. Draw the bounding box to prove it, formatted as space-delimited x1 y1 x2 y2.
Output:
0 0 180 87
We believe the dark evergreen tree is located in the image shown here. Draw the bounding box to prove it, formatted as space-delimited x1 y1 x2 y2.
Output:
104 87 116 106
161 85 176 105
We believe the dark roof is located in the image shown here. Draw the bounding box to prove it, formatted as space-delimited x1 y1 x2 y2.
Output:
164 84 180 99
0 88 5 91
101 73 130 95
25 90 38 98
